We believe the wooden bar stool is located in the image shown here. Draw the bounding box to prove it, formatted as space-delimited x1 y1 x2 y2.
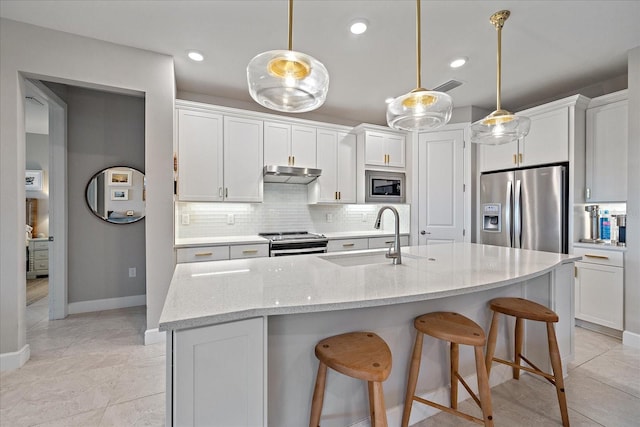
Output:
310 332 392 427
401 312 494 427
485 297 570 427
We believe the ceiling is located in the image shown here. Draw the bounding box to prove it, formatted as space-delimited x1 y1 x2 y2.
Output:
2 0 639 126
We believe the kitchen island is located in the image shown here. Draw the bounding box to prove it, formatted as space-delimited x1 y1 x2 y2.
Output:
160 243 579 427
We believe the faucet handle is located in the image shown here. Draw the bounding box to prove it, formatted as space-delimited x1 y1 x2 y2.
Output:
386 244 398 259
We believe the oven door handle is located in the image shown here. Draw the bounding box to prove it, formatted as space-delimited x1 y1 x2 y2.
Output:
270 247 327 256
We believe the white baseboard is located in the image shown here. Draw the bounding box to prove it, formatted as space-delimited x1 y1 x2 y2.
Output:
349 364 511 427
144 328 166 345
623 330 640 348
0 344 30 372
68 294 146 314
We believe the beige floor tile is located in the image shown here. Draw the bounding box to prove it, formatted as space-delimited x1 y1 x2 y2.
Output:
576 345 640 398
99 393 165 427
569 327 621 370
31 408 106 426
101 355 166 405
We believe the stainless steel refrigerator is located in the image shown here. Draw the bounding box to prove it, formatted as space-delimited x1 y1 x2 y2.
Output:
480 165 568 254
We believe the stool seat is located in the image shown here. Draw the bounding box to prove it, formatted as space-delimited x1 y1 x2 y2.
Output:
315 332 391 383
490 297 559 322
415 312 486 347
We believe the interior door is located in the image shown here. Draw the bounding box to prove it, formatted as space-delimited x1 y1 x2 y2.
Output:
418 130 464 244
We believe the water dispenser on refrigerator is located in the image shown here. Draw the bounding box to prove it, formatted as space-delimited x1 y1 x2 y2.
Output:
482 204 502 232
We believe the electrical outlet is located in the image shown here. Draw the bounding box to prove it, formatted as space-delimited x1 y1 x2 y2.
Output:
128 267 136 278
181 214 190 225
227 214 235 225
326 213 333 223
362 213 368 222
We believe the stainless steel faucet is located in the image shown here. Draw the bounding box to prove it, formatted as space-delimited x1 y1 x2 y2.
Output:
374 205 402 265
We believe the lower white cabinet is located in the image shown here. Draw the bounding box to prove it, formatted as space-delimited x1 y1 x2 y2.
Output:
574 247 624 330
230 244 269 259
172 317 265 426
327 238 368 252
177 244 268 263
368 235 409 249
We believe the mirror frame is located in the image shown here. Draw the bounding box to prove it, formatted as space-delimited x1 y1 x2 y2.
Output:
85 166 146 225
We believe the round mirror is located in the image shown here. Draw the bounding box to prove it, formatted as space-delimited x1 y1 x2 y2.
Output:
85 166 145 224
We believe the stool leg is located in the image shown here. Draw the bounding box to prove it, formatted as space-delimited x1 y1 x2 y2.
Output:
372 381 388 427
401 332 424 427
513 317 523 379
450 342 459 409
368 381 375 427
547 322 570 427
309 362 327 427
474 346 494 427
485 311 500 376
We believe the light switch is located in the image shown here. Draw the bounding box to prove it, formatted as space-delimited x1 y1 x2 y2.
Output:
227 214 235 225
362 213 368 222
326 213 333 223
129 267 136 278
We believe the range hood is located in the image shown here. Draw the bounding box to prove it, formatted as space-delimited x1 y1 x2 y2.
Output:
263 165 322 184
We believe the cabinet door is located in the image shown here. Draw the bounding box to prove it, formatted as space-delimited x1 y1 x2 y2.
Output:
337 132 357 203
223 116 264 202
291 125 317 168
315 129 338 202
173 317 265 426
385 133 406 168
520 107 569 167
264 121 291 166
364 131 387 166
418 130 465 244
575 262 623 330
478 139 518 172
586 100 628 202
177 109 224 201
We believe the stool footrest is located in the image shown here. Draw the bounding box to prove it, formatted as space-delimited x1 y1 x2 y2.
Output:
492 356 555 383
413 396 486 425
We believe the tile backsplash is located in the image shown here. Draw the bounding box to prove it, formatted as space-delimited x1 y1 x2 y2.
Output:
175 183 410 239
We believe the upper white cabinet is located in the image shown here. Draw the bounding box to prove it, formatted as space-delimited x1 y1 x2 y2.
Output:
585 90 628 202
264 121 317 168
309 130 356 203
355 126 406 169
176 104 263 202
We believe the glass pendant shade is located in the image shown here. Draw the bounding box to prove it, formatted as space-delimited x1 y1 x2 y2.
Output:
470 110 531 145
387 88 453 131
247 49 329 113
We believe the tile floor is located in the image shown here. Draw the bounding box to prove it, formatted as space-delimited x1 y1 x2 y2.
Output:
1 301 638 426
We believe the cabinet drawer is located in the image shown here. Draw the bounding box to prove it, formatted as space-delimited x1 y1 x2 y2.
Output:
32 241 49 250
229 244 269 259
327 238 368 252
34 260 49 271
368 235 409 249
573 247 623 267
34 250 48 260
177 246 229 263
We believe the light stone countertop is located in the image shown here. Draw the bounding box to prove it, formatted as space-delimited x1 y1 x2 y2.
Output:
159 243 580 332
174 235 269 248
573 242 627 252
322 231 410 239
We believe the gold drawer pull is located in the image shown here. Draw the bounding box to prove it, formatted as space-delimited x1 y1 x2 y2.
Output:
242 249 258 254
584 254 609 260
519 153 523 163
385 240 395 244
195 252 213 257
343 243 355 247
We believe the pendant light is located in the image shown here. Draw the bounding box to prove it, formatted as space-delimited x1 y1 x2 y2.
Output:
247 0 329 113
386 0 452 132
470 10 530 145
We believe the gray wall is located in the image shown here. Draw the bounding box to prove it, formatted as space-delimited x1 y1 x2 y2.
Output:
625 47 640 337
52 85 146 303
26 133 50 236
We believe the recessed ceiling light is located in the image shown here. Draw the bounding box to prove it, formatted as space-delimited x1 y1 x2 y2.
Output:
385 97 395 104
449 57 467 68
188 51 204 62
350 19 368 35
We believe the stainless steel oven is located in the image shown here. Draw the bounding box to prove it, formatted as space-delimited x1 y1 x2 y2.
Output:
259 231 328 257
365 170 405 203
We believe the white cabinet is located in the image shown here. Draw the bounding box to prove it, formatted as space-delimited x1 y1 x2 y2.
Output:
223 116 264 202
418 128 466 244
368 235 409 249
172 317 265 426
355 125 406 169
264 121 316 168
177 244 269 263
176 109 223 201
327 238 368 252
585 91 628 202
27 239 49 279
309 130 356 203
574 247 624 330
229 244 269 259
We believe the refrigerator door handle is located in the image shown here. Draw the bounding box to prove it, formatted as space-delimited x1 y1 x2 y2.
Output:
514 179 522 248
506 180 513 248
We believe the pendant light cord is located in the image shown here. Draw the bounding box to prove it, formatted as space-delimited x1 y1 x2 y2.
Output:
416 0 421 89
288 0 293 51
496 22 502 111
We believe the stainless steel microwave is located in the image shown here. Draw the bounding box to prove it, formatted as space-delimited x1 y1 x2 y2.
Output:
365 170 405 203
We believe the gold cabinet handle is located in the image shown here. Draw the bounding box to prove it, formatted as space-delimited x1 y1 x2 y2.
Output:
288 155 291 165
575 266 578 277
519 153 523 163
338 191 341 200
292 155 295 165
242 249 258 254
584 254 609 260
173 153 178 172
343 243 355 247
195 252 213 257
385 240 395 244
513 154 517 164
225 188 228 198
334 191 338 200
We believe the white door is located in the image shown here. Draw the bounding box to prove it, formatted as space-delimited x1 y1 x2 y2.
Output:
418 130 465 244
223 116 263 202
315 129 338 202
337 132 357 203
291 125 317 168
264 121 291 166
